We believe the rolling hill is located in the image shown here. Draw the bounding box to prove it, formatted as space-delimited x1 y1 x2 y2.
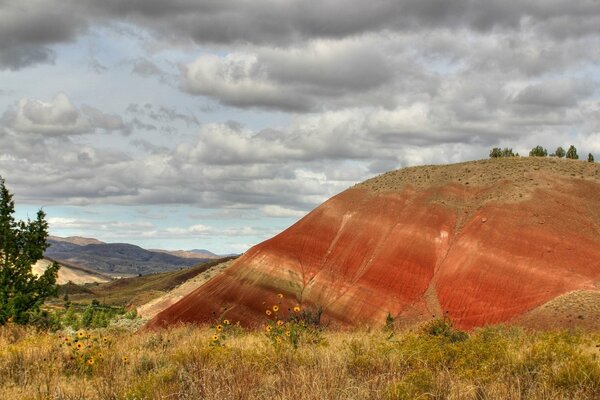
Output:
45 237 216 277
147 157 600 330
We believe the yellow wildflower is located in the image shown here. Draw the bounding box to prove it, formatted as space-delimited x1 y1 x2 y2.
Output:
277 293 284 299
266 310 272 316
216 324 223 332
265 325 272 332
293 306 301 313
223 319 230 325
277 320 284 326
272 305 279 312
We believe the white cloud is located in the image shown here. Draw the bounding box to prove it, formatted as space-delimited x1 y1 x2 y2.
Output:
8 93 91 135
261 205 306 218
3 93 126 136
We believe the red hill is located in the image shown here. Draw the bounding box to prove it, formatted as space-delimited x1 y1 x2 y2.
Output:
147 158 600 330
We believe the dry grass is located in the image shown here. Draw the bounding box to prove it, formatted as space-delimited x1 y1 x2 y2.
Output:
1 322 600 400
357 157 600 201
59 257 237 308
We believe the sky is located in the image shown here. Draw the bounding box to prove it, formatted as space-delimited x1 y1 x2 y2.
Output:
1 1 600 253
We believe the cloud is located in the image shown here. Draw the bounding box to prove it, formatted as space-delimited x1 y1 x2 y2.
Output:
511 79 596 108
261 205 307 218
2 93 126 136
0 1 86 69
182 38 397 111
3 0 600 71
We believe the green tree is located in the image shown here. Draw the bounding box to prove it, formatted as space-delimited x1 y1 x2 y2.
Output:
529 145 548 157
566 145 579 160
588 153 594 163
489 147 515 158
554 146 566 158
489 147 502 158
0 177 59 325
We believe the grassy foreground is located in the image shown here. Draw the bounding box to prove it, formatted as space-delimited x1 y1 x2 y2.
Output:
1 322 600 400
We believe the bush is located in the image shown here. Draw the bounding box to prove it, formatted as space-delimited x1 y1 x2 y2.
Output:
588 153 594 162
554 146 566 158
423 318 469 343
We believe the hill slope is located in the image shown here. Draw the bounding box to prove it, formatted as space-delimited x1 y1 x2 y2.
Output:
147 158 600 330
32 258 112 285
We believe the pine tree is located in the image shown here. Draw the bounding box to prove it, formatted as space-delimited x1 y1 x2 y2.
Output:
588 153 595 163
555 146 566 158
566 145 579 160
529 145 548 157
0 177 59 325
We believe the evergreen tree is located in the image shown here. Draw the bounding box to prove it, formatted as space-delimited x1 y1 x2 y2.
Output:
588 153 595 163
529 145 548 157
489 147 515 158
501 148 515 157
554 146 566 158
566 145 579 160
0 177 59 325
489 147 502 158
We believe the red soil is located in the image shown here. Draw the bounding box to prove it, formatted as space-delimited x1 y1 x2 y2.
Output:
147 158 600 330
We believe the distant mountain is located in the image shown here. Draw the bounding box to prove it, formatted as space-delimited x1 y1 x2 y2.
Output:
190 249 239 257
48 235 104 246
150 249 221 260
45 237 214 277
188 249 222 258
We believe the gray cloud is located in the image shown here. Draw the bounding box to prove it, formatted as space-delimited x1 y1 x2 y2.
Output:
0 1 85 69
511 79 596 108
3 1 600 70
181 38 398 111
2 93 127 136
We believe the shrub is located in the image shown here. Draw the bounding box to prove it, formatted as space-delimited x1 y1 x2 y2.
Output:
588 153 594 162
422 318 469 343
554 146 566 158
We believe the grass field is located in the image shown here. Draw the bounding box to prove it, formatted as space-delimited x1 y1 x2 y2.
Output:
1 319 599 400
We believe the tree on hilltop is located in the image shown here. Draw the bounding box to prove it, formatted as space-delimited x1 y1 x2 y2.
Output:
554 147 566 158
0 177 59 325
489 147 515 158
529 145 548 157
588 153 595 163
566 145 579 160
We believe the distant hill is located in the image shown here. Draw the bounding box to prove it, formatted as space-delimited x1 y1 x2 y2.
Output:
32 258 112 285
45 237 215 277
48 235 104 246
150 249 222 259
